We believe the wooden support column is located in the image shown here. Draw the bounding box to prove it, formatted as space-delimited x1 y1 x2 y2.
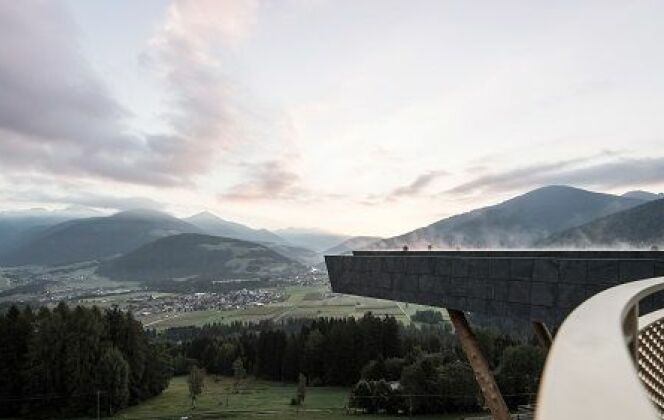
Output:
448 308 510 420
532 321 553 350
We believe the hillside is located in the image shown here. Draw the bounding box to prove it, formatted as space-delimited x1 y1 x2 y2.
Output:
185 211 284 244
0 207 102 256
0 216 67 256
265 243 322 266
0 209 201 266
97 233 304 282
324 236 382 255
376 185 645 249
622 190 663 201
539 199 664 248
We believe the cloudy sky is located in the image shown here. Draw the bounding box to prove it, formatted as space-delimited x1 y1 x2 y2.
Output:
1 0 664 236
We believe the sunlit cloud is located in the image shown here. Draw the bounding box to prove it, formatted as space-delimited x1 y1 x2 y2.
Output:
2 0 664 236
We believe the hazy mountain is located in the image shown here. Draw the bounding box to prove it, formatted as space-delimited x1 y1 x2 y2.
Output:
622 190 663 201
0 215 70 256
0 207 103 255
539 198 664 248
265 243 322 266
97 233 304 282
376 185 646 249
185 211 284 244
324 236 382 255
0 209 201 267
274 228 350 252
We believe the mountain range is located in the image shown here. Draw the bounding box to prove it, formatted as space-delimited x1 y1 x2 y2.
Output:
1 185 663 278
539 198 664 248
375 185 648 249
0 209 201 266
97 233 303 283
273 228 350 252
324 236 383 255
621 190 664 201
184 211 283 244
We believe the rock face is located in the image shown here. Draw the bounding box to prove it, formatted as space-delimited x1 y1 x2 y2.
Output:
376 185 645 250
98 233 304 282
539 198 664 248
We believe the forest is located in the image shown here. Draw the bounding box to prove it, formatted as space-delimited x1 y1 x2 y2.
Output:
165 312 545 415
0 304 172 418
0 305 545 418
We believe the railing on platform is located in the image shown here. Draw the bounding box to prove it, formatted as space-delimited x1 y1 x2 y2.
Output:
536 277 664 420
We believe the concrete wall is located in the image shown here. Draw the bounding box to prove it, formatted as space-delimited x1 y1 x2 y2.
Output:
325 252 664 326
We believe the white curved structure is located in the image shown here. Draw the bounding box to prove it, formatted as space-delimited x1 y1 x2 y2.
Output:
536 277 664 420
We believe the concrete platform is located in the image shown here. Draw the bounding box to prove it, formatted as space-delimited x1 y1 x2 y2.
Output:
325 251 664 327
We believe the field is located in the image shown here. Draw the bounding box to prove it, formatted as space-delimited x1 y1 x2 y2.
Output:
142 285 448 329
115 375 483 420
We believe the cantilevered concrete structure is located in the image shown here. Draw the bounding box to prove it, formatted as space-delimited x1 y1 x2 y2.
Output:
325 250 664 419
326 251 664 327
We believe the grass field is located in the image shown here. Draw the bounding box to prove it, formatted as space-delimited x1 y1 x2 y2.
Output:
115 375 483 420
144 285 449 329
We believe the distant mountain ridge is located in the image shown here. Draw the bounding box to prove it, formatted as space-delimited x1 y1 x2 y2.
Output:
1 185 659 269
622 190 663 201
0 207 104 256
185 211 284 244
376 185 646 250
97 233 304 282
539 198 664 248
274 228 350 252
0 210 201 266
324 236 382 255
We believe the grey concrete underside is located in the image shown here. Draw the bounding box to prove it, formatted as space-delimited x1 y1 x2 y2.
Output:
325 251 664 327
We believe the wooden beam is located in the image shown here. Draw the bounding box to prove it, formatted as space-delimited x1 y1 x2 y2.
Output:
448 308 510 420
532 321 553 350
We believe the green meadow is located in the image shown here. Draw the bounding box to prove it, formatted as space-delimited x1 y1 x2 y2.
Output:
115 375 482 420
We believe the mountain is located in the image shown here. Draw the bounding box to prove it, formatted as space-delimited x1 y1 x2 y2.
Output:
539 198 664 248
376 185 646 249
185 211 284 244
97 233 304 282
622 190 663 201
0 215 70 257
324 236 382 255
0 209 201 267
0 207 103 256
265 243 322 266
274 228 350 252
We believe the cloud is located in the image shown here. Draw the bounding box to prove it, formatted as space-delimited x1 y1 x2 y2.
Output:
446 155 664 195
4 189 165 211
357 170 447 206
388 170 447 199
219 160 306 201
139 0 260 175
0 0 259 187
0 2 178 185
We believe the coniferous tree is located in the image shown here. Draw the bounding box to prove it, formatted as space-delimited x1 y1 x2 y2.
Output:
188 366 205 408
97 347 130 414
302 329 325 384
232 357 245 393
0 303 172 418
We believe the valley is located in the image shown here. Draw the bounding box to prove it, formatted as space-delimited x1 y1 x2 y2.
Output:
0 260 438 328
2 185 663 329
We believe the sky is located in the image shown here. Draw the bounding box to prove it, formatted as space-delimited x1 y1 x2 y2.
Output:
1 0 664 237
